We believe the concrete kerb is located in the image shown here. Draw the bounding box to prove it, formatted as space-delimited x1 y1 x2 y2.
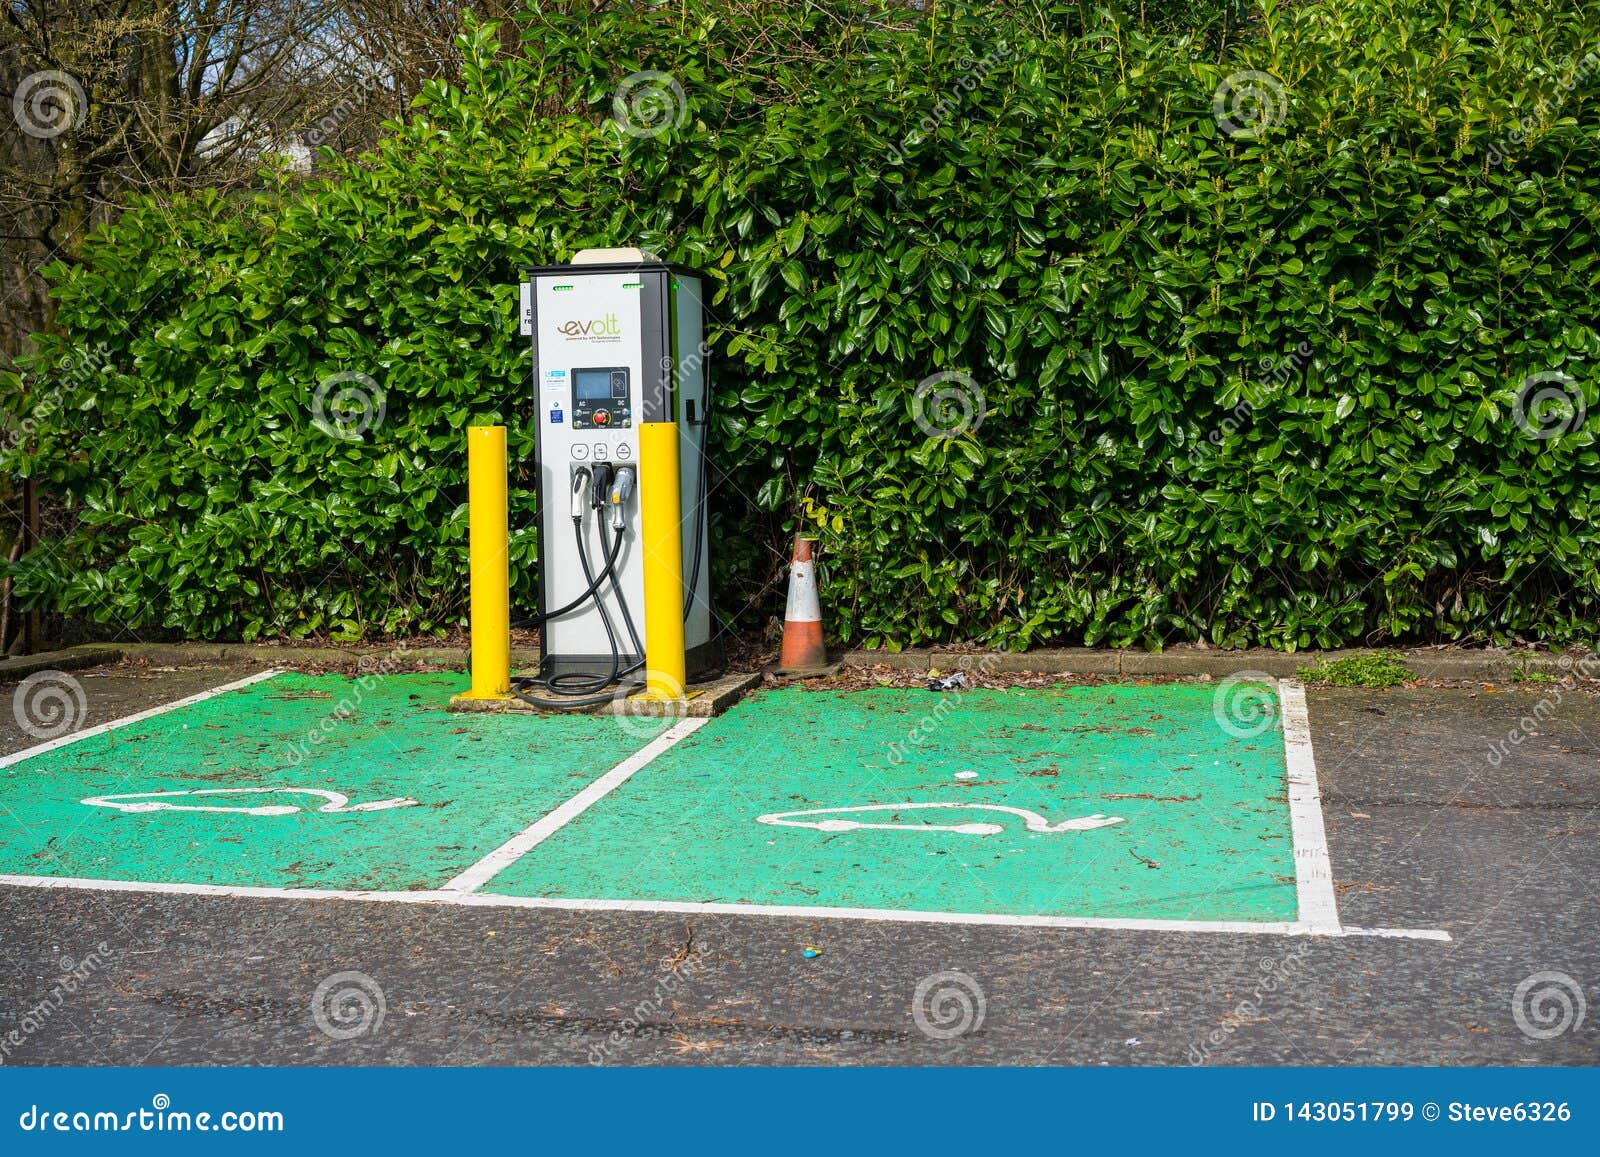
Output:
932 648 1121 675
842 646 1585 682
0 646 123 681
1117 649 1307 678
110 642 491 668
2 642 1586 686
0 642 508 674
1402 649 1520 681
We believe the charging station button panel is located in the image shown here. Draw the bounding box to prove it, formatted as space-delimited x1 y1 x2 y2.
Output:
572 367 631 429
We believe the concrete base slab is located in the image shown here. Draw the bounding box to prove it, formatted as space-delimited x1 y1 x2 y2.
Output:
447 670 759 717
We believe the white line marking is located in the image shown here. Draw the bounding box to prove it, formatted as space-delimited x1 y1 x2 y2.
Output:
0 872 1451 939
438 715 709 894
1342 925 1453 942
0 670 281 770
1278 678 1342 935
442 894 1322 935
0 874 433 903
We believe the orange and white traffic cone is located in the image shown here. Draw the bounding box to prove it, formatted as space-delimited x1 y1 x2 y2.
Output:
772 535 838 678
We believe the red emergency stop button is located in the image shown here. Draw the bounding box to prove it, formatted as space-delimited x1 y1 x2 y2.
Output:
593 409 611 426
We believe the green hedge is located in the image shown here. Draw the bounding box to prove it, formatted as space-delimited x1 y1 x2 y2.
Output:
4 0 1599 648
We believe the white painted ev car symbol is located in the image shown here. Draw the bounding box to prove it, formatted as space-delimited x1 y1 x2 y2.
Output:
81 788 419 817
756 802 1124 837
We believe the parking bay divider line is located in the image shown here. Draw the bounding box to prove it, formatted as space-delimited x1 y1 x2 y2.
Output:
1278 679 1343 936
439 715 710 894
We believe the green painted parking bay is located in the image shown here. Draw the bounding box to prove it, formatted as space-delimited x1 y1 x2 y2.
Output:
0 672 667 891
483 684 1300 923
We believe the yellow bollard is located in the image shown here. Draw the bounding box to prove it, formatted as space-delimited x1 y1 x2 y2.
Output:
635 420 687 701
456 425 513 702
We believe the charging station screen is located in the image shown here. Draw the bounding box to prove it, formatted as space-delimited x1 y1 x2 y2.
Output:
573 370 613 401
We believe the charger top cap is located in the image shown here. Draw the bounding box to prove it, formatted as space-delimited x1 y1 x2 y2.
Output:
571 247 661 265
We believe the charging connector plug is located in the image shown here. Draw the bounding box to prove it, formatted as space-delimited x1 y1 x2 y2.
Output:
569 466 590 521
609 466 635 531
588 462 613 511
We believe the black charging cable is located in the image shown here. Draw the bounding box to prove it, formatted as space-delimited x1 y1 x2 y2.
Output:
511 466 645 708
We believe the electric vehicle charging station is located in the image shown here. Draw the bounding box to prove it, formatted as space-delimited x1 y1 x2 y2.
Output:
513 248 715 705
